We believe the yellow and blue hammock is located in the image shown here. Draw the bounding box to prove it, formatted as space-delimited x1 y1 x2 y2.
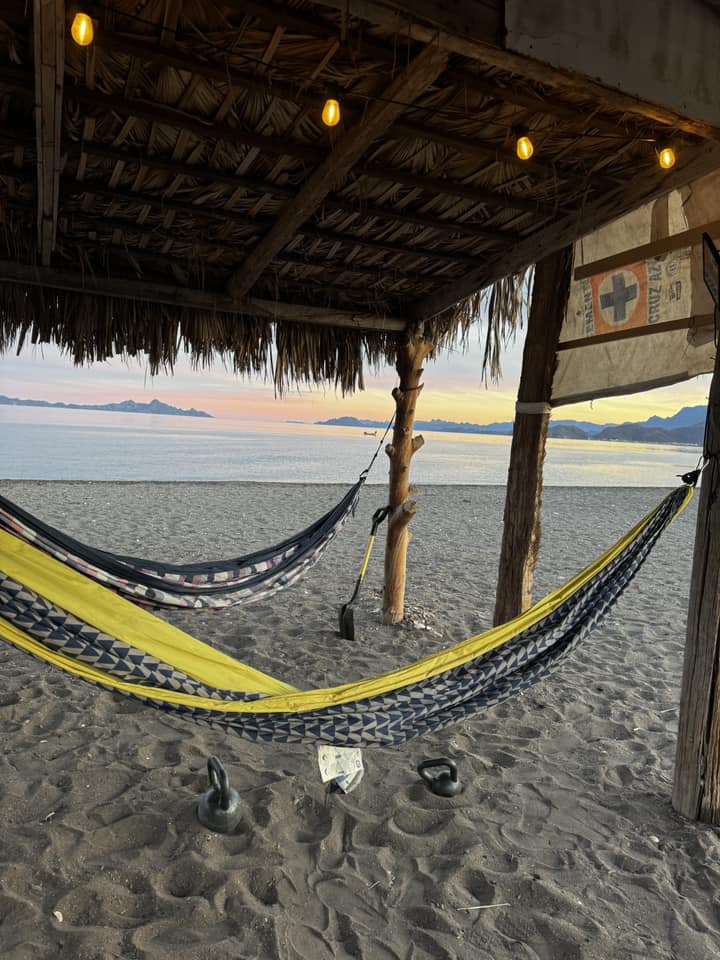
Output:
0 479 363 609
0 484 693 746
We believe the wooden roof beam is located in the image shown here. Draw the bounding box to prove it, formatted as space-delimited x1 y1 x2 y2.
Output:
95 32 612 184
445 69 645 140
226 44 449 299
217 0 398 64
414 140 720 320
56 176 480 267
4 70 570 220
66 140 515 242
312 0 720 142
0 260 407 332
40 203 442 286
67 237 407 307
32 0 64 265
68 84 321 162
361 162 556 217
66 228 438 293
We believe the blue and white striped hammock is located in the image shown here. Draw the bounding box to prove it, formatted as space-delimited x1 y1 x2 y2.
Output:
0 479 363 609
0 484 693 746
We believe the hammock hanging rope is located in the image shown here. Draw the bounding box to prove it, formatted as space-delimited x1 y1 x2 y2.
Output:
0 478 364 609
0 484 693 746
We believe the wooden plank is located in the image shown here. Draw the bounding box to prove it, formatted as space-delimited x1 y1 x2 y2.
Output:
5 68 583 224
69 84 323 162
226 45 449 299
574 221 720 281
493 246 573 626
33 0 64 265
66 140 514 241
58 175 479 266
95 31 597 185
312 0 720 141
0 261 407 331
415 141 720 320
63 84 541 219
673 343 720 825
556 315 715 351
361 161 559 217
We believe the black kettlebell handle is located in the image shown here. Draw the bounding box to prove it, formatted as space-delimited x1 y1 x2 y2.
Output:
207 756 231 811
417 757 458 786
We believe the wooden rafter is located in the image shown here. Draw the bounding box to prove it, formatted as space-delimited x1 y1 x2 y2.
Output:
0 260 407 331
65 83 542 216
312 0 720 141
218 0 397 64
67 236 414 306
414 140 720 319
1 67 611 220
226 44 449 298
360 161 557 216
93 31 614 184
48 206 442 285
32 0 63 265
63 140 515 242
52 174 484 267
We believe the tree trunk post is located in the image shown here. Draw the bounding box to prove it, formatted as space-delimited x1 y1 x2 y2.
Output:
672 337 720 824
493 245 573 626
383 335 434 625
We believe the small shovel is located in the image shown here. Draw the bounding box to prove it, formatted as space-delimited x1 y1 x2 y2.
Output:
339 506 390 641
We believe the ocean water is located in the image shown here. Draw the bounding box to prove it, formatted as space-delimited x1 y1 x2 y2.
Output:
0 407 702 486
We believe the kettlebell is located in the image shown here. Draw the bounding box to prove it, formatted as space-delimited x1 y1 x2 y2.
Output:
417 758 462 797
197 756 243 834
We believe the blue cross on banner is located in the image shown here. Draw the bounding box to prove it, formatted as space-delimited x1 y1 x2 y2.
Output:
599 272 639 324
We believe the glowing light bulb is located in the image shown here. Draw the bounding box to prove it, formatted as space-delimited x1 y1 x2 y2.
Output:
322 98 341 128
516 133 534 161
658 146 676 170
71 12 94 47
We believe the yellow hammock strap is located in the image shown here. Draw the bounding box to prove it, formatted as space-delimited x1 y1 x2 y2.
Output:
0 485 694 716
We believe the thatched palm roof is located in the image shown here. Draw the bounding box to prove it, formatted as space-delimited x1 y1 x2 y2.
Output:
1 0 719 390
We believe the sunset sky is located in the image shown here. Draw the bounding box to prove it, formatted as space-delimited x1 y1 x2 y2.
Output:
0 334 711 426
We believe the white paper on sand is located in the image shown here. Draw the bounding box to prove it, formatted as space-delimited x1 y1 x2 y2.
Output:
316 745 364 793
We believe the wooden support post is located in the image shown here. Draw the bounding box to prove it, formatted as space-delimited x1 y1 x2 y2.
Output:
673 339 720 825
493 245 573 626
383 336 433 624
33 0 64 265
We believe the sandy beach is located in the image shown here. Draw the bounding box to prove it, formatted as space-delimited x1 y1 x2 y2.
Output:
0 480 719 960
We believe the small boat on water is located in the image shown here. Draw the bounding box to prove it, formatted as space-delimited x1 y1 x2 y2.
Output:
363 430 378 436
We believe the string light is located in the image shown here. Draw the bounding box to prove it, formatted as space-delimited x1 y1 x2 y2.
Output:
658 146 676 170
321 98 341 127
71 11 95 46
515 131 534 161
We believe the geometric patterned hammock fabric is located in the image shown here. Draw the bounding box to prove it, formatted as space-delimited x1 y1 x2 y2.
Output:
0 484 693 747
0 478 364 610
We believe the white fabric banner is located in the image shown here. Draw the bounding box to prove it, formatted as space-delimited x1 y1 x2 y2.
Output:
552 171 719 406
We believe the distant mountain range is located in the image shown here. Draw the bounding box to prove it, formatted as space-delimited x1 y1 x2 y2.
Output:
0 396 213 418
316 405 707 447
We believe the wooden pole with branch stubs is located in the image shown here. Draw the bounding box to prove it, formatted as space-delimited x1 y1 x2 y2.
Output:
383 335 434 624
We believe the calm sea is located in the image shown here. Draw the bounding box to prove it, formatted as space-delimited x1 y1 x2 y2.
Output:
0 407 701 486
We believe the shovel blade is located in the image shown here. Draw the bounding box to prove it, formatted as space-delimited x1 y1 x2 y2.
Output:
339 603 356 641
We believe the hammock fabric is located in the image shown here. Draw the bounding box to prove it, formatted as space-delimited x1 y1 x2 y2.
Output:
0 479 363 609
0 484 692 746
